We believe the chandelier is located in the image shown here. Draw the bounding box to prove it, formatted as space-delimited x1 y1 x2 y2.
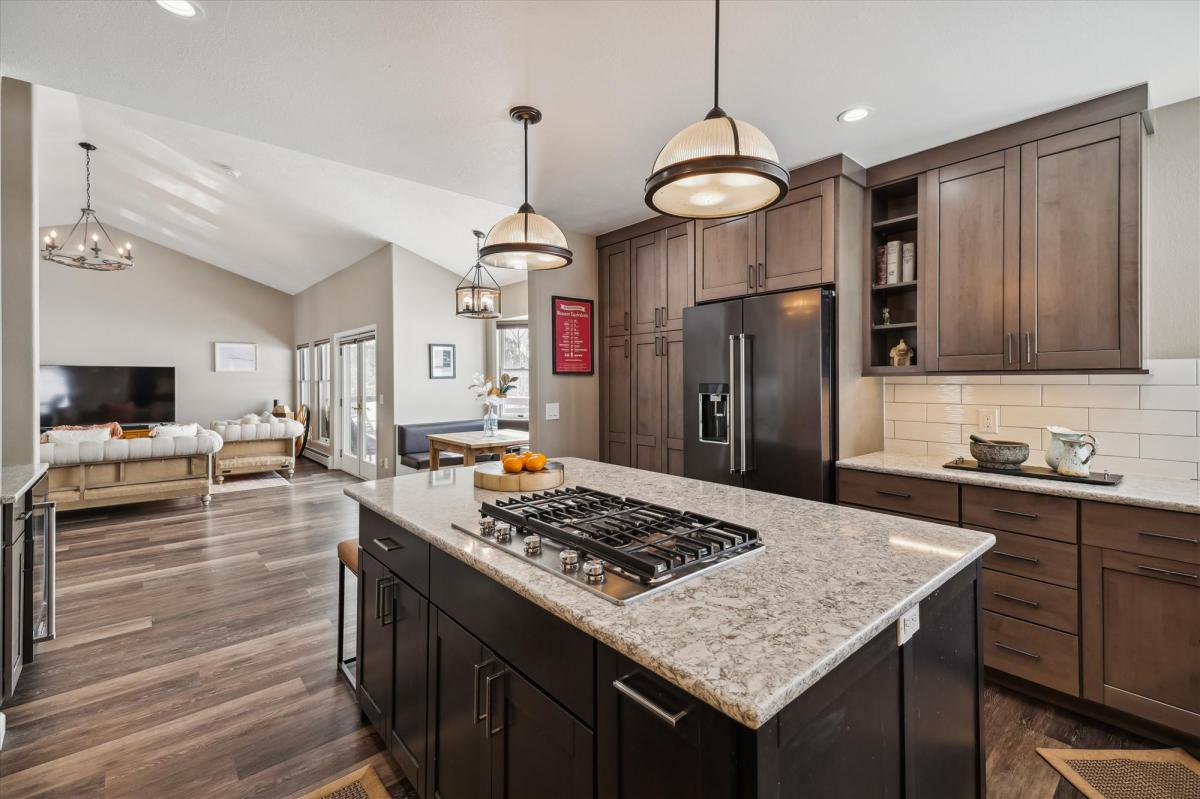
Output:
42 142 134 271
456 230 502 319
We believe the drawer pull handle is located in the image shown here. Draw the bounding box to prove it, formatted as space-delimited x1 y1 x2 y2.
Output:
373 537 403 552
992 550 1040 565
994 642 1041 660
1138 531 1199 546
992 591 1040 608
876 490 911 499
991 508 1039 520
1136 565 1199 581
613 674 689 728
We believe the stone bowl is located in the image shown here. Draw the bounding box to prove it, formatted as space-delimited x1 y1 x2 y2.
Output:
969 439 1030 471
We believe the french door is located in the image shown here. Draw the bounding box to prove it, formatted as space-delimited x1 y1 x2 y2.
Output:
338 331 377 479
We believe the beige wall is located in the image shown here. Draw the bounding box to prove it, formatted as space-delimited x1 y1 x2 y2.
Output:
1144 96 1200 358
39 224 294 425
528 231 599 459
391 244 487 425
293 242 395 475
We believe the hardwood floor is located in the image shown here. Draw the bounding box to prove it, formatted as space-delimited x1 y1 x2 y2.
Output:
0 459 1152 798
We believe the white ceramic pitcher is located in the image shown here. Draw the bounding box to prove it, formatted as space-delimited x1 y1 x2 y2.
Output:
1045 427 1096 470
1057 437 1097 478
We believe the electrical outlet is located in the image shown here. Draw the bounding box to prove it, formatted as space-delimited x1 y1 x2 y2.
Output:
545 402 560 421
896 605 920 646
979 408 1000 435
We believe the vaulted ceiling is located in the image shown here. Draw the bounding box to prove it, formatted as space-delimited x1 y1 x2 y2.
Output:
4 0 1197 293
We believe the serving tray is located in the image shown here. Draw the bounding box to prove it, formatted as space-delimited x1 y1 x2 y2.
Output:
473 460 565 492
944 458 1123 486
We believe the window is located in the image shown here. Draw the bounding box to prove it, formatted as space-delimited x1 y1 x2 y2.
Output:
296 344 311 410
496 323 529 419
315 340 331 443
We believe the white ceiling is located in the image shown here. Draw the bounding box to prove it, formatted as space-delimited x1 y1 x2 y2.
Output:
4 0 1198 293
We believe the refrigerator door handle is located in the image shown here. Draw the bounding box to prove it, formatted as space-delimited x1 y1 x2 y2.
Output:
740 334 753 474
728 334 738 473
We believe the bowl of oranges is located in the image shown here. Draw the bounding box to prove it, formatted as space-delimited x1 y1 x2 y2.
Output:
474 450 563 491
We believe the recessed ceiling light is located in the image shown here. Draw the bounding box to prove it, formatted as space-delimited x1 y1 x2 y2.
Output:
154 0 201 19
837 107 871 123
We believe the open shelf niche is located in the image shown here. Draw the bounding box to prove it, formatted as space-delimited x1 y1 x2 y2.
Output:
865 176 921 373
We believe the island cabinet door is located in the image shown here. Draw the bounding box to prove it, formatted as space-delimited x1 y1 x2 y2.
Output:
596 647 739 799
390 578 429 795
486 664 593 799
358 550 393 742
426 610 495 799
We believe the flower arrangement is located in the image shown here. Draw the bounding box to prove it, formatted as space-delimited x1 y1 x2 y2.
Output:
470 373 519 435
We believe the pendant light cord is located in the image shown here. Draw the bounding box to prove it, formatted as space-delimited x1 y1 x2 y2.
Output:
713 0 720 110
523 119 529 206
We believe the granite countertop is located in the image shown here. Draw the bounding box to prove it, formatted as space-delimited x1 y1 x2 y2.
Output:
1 462 48 504
344 457 993 729
837 451 1200 514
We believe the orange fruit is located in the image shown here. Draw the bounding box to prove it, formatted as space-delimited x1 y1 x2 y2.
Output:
519 450 536 463
524 453 548 472
502 454 525 474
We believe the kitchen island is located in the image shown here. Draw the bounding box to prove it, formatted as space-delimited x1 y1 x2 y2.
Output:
345 458 994 798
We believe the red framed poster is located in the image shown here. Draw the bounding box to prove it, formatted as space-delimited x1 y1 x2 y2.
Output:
551 295 594 375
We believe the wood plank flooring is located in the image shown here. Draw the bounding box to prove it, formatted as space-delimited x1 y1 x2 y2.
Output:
0 459 1152 798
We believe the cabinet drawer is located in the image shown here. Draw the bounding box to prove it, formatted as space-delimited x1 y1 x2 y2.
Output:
837 470 958 522
982 568 1077 634
980 529 1078 588
359 507 429 596
962 486 1077 543
1081 502 1200 565
984 611 1079 696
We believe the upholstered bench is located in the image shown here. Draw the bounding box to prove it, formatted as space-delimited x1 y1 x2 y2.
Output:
210 418 305 482
395 419 529 470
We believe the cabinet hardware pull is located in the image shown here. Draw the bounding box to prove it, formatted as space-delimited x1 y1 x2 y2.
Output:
374 577 383 620
1136 565 1199 581
876 489 911 499
473 658 496 723
379 577 396 626
991 508 1039 520
486 670 507 736
994 642 1041 660
747 264 755 291
654 307 661 327
661 305 668 324
993 550 1039 565
613 674 689 727
1006 333 1014 364
1025 331 1033 364
373 537 403 552
992 591 1040 608
1138 531 1199 545
624 311 629 331
758 263 765 288
624 338 629 359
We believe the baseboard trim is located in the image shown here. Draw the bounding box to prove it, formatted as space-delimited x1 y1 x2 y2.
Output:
302 448 331 467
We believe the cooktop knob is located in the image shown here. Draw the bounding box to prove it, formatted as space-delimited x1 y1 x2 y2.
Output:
479 518 496 537
494 524 513 544
560 549 580 572
524 534 542 556
583 560 606 584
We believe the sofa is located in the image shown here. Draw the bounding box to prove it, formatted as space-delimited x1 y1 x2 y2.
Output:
396 419 528 470
40 429 224 511
210 417 305 482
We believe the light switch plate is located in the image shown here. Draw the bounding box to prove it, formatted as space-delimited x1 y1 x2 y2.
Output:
896 605 920 646
545 402 560 421
979 408 1000 435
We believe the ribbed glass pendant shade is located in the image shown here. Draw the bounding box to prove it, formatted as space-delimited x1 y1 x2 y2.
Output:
479 208 572 270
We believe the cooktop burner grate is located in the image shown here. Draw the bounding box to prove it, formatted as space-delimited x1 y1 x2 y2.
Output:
481 486 762 584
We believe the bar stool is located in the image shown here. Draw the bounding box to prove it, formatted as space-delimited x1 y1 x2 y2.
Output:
336 538 358 688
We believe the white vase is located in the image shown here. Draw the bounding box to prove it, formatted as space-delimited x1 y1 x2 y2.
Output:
1045 427 1095 470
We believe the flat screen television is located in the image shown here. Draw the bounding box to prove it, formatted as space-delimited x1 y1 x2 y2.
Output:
39 365 176 429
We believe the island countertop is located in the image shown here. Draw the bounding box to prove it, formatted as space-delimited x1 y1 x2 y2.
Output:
345 457 993 729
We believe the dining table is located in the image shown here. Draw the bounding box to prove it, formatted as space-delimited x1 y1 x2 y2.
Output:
425 429 529 470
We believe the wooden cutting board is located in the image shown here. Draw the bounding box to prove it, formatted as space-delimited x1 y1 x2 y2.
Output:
473 460 565 492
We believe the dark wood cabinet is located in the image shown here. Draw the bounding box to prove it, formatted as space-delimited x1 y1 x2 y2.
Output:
427 610 494 799
922 149 1020 372
390 577 429 793
662 223 694 331
756 178 835 292
696 213 755 303
661 330 685 476
358 551 393 740
629 233 660 336
3 527 26 701
601 241 631 338
601 336 631 467
630 333 663 472
1020 116 1140 370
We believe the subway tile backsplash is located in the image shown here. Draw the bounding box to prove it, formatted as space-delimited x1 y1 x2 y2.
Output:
882 359 1200 480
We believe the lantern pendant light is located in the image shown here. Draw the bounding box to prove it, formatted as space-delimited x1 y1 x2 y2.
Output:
455 230 503 319
479 106 573 271
644 0 789 219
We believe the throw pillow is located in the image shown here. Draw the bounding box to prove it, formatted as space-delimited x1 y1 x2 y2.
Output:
151 423 199 438
240 413 260 424
45 426 114 445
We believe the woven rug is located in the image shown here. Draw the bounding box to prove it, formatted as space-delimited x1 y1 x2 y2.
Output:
210 472 290 495
297 765 391 799
1037 746 1200 799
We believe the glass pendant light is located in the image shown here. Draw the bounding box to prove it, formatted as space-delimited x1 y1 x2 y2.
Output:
456 230 503 319
479 106 573 271
644 0 788 219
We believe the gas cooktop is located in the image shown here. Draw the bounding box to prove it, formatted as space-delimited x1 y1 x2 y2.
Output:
451 486 765 604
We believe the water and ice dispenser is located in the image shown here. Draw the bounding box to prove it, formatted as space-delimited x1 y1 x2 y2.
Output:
697 382 730 444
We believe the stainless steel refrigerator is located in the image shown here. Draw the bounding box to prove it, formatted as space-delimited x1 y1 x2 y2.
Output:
683 287 835 501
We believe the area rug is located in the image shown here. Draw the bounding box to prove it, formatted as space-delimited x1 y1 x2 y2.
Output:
1037 746 1200 799
297 765 391 799
209 472 289 495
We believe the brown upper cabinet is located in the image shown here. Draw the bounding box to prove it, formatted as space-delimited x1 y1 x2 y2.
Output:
628 224 694 334
600 240 630 337
697 178 836 302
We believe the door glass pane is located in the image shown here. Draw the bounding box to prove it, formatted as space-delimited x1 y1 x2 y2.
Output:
497 325 530 418
316 342 331 442
362 338 377 465
343 342 359 458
